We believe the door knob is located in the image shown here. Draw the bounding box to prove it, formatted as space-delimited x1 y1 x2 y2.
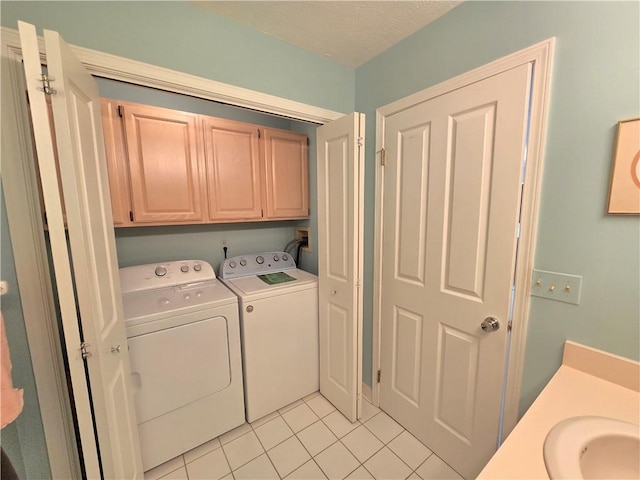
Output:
481 317 500 332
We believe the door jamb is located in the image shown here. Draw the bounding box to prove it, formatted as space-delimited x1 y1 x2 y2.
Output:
372 38 555 440
1 25 342 478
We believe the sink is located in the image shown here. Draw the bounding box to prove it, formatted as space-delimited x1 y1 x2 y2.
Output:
544 416 640 479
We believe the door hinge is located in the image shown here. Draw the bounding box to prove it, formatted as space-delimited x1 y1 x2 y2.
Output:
357 136 364 148
379 148 386 166
129 210 134 222
377 369 381 383
37 74 57 96
80 342 92 360
117 105 124 117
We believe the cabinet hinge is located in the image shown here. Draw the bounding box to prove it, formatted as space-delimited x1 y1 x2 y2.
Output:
261 209 264 218
379 148 386 166
377 369 381 383
80 342 92 360
37 74 57 96
129 211 134 222
117 105 124 117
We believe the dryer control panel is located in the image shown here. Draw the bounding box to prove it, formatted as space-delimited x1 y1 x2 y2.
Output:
219 252 296 279
120 260 215 294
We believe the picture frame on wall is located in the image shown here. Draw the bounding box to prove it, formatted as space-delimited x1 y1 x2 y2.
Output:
608 118 640 214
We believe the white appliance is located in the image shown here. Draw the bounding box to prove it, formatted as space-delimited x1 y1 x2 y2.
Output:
120 260 245 471
219 252 319 422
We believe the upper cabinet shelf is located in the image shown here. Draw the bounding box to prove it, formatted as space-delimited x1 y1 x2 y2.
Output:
100 99 309 227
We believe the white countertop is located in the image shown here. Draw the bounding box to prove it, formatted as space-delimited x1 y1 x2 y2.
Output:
478 341 640 479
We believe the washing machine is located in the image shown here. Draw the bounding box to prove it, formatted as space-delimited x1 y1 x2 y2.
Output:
120 260 245 471
219 252 319 422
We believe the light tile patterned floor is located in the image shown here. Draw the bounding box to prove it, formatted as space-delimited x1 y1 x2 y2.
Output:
144 392 464 480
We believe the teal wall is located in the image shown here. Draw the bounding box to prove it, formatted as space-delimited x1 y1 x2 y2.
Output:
0 187 52 479
0 1 354 113
355 1 640 413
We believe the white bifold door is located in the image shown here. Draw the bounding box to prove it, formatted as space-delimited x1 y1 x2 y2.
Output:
379 63 533 479
19 21 144 478
317 113 365 422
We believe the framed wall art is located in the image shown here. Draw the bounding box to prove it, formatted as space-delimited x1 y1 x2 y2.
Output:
608 118 640 214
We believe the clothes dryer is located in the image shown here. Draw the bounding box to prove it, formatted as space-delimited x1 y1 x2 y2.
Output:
120 260 244 471
219 252 319 422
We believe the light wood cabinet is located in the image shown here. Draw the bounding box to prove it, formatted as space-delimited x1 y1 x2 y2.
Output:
96 99 309 227
262 128 309 220
202 117 263 221
120 102 206 224
101 99 131 226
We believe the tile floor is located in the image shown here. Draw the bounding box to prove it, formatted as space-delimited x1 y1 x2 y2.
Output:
144 392 464 480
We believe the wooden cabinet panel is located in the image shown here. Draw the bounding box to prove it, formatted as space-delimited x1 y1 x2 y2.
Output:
101 99 131 226
121 102 206 223
203 117 263 221
262 128 309 219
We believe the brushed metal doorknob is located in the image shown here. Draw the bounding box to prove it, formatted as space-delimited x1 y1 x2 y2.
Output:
481 317 500 332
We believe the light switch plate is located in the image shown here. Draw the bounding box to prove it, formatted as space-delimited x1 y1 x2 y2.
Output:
531 269 582 305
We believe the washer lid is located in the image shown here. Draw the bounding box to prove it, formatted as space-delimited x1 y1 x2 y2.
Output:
122 280 237 324
222 268 317 298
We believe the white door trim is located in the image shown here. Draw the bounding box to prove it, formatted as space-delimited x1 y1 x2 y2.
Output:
372 38 555 439
0 24 342 476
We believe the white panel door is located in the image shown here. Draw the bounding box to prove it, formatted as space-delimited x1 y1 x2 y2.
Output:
317 113 365 421
380 63 532 479
19 22 143 479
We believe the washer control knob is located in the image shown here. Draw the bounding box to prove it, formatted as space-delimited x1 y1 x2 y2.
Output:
282 254 289 261
240 259 247 266
181 265 189 273
193 263 202 272
160 298 170 306
273 254 280 261
155 266 167 277
256 256 264 265
229 260 237 268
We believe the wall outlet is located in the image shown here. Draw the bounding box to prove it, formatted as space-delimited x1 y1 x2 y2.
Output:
295 227 311 253
531 269 582 305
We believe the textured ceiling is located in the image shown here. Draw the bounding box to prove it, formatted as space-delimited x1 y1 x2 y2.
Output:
193 1 461 67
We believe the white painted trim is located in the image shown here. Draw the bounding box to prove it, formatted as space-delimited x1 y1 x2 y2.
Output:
0 31 80 479
372 38 556 438
371 109 386 408
0 27 343 125
0 24 345 476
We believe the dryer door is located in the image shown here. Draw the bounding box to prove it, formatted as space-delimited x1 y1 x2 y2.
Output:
127 316 231 423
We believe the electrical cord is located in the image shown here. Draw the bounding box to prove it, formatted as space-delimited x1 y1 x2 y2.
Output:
296 241 303 266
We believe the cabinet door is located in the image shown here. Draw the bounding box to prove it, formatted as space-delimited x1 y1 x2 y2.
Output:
262 128 309 219
101 99 131 226
121 102 206 223
202 117 263 221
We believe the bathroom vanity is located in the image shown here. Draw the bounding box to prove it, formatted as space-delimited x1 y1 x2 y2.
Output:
478 341 640 479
